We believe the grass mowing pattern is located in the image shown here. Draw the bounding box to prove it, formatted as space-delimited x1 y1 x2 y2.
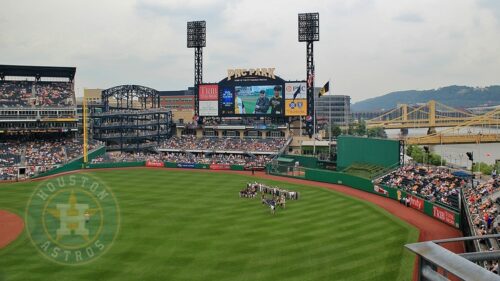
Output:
0 169 418 281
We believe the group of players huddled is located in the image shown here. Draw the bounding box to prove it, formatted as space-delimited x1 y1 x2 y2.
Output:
239 182 300 214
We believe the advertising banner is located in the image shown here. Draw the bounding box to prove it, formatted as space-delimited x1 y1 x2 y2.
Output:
220 87 235 115
373 185 389 197
433 206 456 226
284 82 307 116
199 84 219 116
210 164 231 170
177 163 195 168
199 84 219 101
244 166 266 171
199 101 218 116
407 195 424 211
146 161 164 167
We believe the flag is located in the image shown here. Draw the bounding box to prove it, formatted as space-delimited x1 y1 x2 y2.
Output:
292 87 301 101
319 81 329 97
307 73 314 87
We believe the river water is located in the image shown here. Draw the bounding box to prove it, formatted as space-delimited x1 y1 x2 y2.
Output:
385 127 500 169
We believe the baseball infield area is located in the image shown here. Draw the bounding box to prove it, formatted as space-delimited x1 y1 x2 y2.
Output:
0 168 461 281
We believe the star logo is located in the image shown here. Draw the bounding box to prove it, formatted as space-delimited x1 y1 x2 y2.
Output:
46 190 100 243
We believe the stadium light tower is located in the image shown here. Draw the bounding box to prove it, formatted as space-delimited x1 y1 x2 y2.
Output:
298 13 319 138
187 20 206 117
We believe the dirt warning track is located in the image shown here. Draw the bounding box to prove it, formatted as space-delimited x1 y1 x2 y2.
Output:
0 210 24 249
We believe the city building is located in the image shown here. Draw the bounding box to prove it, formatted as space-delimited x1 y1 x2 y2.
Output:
159 87 195 111
77 89 104 134
314 88 350 127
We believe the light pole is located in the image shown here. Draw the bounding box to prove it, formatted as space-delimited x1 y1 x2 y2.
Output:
298 12 319 139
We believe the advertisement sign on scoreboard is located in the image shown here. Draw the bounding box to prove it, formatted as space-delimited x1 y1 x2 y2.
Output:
284 82 307 116
220 87 235 115
199 84 219 116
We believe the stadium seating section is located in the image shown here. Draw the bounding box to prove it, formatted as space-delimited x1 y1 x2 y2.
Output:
160 136 286 152
0 139 100 180
343 162 389 179
92 151 273 167
375 165 463 210
464 176 500 253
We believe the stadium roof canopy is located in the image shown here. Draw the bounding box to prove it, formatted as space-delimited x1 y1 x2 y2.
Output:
0 64 76 80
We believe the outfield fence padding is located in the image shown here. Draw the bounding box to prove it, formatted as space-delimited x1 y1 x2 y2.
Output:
279 155 319 169
269 164 461 229
87 161 146 169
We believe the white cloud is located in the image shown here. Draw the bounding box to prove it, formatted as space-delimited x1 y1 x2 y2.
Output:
0 0 499 102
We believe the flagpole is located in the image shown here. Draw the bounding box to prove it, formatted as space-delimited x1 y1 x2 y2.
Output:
313 85 316 156
328 79 331 158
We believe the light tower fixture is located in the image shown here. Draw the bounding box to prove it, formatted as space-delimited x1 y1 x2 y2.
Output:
187 20 206 117
298 13 319 138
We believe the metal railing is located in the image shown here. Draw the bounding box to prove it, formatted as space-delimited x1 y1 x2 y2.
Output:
406 235 500 281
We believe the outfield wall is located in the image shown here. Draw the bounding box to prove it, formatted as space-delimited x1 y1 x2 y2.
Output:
87 161 146 169
336 136 400 170
85 161 248 172
268 164 461 229
279 155 319 169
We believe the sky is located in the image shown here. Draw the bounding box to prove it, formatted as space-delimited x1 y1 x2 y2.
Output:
1 0 500 103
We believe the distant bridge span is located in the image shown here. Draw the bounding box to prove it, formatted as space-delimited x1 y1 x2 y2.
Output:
365 101 500 144
366 100 500 129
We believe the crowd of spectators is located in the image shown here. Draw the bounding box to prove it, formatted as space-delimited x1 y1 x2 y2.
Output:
0 138 101 180
376 165 464 209
0 81 74 108
464 175 500 253
0 143 21 166
159 136 287 153
92 151 274 167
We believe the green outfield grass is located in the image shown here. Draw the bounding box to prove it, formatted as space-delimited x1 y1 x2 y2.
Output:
0 169 418 281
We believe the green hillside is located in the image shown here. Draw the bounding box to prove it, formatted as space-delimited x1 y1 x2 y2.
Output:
352 85 500 112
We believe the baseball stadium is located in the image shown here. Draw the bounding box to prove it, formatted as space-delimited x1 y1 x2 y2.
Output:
1 14 499 281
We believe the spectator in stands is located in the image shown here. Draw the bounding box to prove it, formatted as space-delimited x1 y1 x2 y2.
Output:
491 262 498 274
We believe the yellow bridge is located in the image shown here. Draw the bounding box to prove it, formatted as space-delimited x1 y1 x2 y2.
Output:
366 100 500 145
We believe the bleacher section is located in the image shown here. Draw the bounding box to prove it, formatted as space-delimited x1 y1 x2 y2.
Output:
0 138 103 180
343 163 390 179
0 65 77 133
376 165 463 210
159 136 288 154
